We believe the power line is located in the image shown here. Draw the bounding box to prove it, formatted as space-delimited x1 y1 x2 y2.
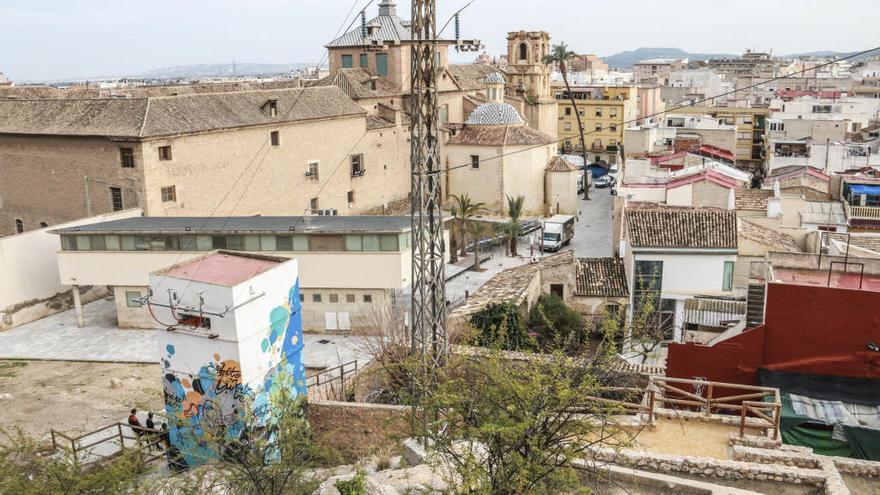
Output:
438 0 477 37
435 45 880 176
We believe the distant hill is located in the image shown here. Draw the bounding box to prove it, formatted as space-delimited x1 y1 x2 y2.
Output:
602 48 735 69
128 62 315 80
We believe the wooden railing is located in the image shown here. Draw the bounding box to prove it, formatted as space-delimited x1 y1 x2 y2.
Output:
50 422 166 466
649 376 781 440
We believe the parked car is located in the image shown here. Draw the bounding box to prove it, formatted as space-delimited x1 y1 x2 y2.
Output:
595 175 616 188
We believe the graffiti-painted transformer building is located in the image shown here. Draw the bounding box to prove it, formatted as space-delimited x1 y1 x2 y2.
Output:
148 250 306 467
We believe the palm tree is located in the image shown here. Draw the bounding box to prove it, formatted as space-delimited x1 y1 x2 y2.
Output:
465 220 493 271
451 194 487 258
448 205 459 264
544 42 590 200
503 195 525 256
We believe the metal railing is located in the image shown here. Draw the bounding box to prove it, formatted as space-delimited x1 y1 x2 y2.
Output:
50 422 166 466
306 360 360 401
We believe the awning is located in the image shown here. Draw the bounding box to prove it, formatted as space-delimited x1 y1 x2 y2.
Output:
849 184 880 195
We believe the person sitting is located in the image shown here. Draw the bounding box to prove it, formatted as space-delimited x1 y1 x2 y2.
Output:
127 408 143 437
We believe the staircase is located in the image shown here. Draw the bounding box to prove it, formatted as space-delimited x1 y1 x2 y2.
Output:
745 284 766 327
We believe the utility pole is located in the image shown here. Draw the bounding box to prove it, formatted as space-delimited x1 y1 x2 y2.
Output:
410 0 447 370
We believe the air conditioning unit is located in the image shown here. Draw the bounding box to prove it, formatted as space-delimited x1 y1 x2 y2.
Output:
316 209 338 216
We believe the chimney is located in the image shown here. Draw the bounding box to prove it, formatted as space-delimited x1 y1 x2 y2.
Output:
767 181 782 218
378 0 396 16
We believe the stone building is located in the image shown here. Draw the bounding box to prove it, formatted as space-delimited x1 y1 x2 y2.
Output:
445 73 577 216
503 31 559 139
0 87 411 236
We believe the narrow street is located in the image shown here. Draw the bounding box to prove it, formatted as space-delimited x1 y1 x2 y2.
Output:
570 186 614 258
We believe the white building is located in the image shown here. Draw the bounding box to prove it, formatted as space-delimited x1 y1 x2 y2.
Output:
624 113 738 160
767 139 879 175
770 96 880 135
51 216 419 332
149 251 306 468
621 207 740 343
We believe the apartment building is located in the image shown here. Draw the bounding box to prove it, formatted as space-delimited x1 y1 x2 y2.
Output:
624 114 737 161
671 104 770 172
633 58 688 85
0 87 412 237
769 96 880 136
554 85 639 164
51 216 418 332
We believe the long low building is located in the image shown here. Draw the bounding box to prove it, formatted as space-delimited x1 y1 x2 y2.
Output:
51 215 424 333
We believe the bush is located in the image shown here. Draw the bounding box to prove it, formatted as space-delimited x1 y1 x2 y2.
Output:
335 470 367 495
528 293 586 353
469 302 535 351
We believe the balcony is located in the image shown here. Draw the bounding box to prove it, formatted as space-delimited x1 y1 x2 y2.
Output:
844 201 880 222
351 168 366 178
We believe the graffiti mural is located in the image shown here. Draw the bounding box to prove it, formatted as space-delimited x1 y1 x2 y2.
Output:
160 280 307 467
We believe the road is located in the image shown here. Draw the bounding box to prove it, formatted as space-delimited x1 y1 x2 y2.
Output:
570 186 614 258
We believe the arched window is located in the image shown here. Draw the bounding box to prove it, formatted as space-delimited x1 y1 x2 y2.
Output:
14 219 24 234
519 42 528 62
40 222 48 228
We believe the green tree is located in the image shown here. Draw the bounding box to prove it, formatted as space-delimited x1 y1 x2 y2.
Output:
415 348 635 495
464 220 493 271
451 194 488 258
544 42 590 200
527 293 586 354
502 195 525 257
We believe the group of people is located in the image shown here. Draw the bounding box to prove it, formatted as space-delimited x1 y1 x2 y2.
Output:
127 408 169 450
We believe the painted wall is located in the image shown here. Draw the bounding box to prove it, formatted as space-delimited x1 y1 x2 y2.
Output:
632 252 737 297
545 170 579 215
667 282 880 385
151 257 306 467
0 209 142 330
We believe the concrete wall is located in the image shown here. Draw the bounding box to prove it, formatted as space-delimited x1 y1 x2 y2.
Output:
545 170 579 215
0 209 142 330
113 286 155 329
633 252 738 297
0 135 144 235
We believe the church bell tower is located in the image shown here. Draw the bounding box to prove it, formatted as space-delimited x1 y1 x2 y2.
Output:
504 31 558 139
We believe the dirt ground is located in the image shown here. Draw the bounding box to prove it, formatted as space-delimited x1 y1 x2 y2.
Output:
0 360 163 441
631 417 760 460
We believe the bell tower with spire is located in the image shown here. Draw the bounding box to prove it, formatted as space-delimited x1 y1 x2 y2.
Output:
504 31 558 139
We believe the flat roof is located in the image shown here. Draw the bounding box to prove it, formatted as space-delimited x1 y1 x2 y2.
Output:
162 252 281 287
773 268 880 293
52 216 412 235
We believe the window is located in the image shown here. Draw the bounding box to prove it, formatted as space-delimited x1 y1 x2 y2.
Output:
267 100 278 116
595 124 602 132
518 43 528 61
299 293 305 302
312 294 322 303
470 154 480 169
120 147 135 168
634 260 663 294
158 145 172 161
341 55 353 68
359 53 368 68
310 235 344 252
609 125 617 133
379 234 398 251
440 104 449 123
375 53 388 76
363 294 373 303
161 186 177 203
125 291 142 308
350 154 364 176
723 261 735 291
307 161 319 180
40 222 48 228
346 294 356 303
550 284 564 298
564 122 572 132
565 107 571 116
310 197 319 214
347 190 355 204
812 105 832 114
595 109 602 117
110 187 124 211
610 108 618 117
14 219 23 234
270 131 280 146
329 294 339 303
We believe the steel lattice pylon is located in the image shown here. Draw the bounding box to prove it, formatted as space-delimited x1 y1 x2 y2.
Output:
410 0 447 369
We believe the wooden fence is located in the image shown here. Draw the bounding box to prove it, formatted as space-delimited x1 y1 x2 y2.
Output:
50 422 166 466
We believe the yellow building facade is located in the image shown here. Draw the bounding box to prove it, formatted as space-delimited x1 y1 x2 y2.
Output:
555 86 638 163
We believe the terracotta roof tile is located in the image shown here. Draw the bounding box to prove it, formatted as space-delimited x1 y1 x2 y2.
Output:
734 189 772 211
576 258 628 297
737 219 801 253
447 125 555 147
626 207 737 249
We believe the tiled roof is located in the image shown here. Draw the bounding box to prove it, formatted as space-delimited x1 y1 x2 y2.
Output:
546 156 577 172
447 125 555 147
575 258 629 297
801 201 847 226
464 102 525 125
447 64 499 91
0 87 365 138
325 2 449 48
309 68 403 99
827 233 880 254
626 207 738 249
737 219 800 253
734 189 773 211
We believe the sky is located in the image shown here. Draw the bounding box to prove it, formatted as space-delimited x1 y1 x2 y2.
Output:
1 0 877 82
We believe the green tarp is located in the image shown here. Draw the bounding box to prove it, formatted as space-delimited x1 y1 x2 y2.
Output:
779 393 880 461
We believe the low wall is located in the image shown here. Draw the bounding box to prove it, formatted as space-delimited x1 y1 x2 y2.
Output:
307 400 412 464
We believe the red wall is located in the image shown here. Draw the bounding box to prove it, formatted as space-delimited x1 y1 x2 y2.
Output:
667 283 880 384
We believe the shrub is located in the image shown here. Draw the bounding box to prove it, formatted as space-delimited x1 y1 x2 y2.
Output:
528 293 586 353
469 302 535 351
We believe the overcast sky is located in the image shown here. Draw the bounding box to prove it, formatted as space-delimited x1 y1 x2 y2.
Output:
2 0 877 82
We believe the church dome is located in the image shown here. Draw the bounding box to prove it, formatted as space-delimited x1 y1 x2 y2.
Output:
483 72 506 84
464 102 525 126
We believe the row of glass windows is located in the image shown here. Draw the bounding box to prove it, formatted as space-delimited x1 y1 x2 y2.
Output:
61 233 411 253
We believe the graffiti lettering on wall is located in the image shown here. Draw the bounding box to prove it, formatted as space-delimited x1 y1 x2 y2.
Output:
161 280 308 467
